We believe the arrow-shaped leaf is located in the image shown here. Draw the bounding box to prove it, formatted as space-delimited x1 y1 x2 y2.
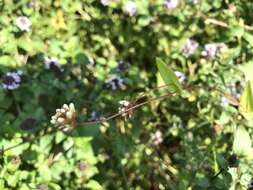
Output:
233 126 252 156
156 58 183 94
239 81 253 120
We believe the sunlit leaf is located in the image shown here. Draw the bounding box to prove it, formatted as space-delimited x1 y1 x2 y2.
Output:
239 81 253 120
233 126 252 156
243 32 253 48
156 58 183 94
242 61 253 81
86 180 102 190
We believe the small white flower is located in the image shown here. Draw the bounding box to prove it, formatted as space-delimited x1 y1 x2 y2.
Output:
1 71 22 90
118 100 134 120
50 103 76 132
165 0 179 9
100 0 109 6
174 71 186 83
151 130 163 146
16 16 31 32
106 74 124 90
124 1 137 16
182 39 199 57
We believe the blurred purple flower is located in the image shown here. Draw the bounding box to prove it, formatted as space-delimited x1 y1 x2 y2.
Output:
182 39 199 57
201 43 225 59
124 1 137 16
106 74 124 90
1 71 22 90
16 16 31 32
77 161 88 171
174 71 185 83
89 111 98 121
221 96 229 107
117 60 129 73
165 0 179 9
44 57 63 72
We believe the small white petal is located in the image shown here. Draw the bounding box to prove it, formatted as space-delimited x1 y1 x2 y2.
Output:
57 117 65 123
69 103 75 112
66 111 72 119
63 104 68 109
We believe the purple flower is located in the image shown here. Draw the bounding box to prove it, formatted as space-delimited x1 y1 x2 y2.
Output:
182 39 199 57
1 71 22 90
201 43 225 59
16 16 31 32
174 71 186 83
221 96 229 107
44 57 63 72
89 111 98 121
117 60 129 73
106 74 124 90
124 1 137 16
165 0 179 9
77 161 88 171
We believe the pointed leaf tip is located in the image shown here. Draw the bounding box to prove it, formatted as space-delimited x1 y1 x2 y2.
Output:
156 58 183 94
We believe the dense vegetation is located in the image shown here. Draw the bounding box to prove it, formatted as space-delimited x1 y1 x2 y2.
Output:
1 0 253 189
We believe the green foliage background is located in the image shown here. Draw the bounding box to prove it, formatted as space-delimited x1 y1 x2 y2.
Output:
1 0 253 189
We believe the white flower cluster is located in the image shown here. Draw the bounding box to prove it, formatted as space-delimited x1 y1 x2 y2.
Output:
2 71 22 90
50 103 76 132
16 16 31 32
118 100 134 120
151 130 163 146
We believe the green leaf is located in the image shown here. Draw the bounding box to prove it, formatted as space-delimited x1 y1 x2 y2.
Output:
228 26 244 38
242 61 253 81
243 32 253 48
233 126 252 156
216 154 228 170
85 180 102 190
239 81 253 120
196 177 210 188
156 58 183 94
